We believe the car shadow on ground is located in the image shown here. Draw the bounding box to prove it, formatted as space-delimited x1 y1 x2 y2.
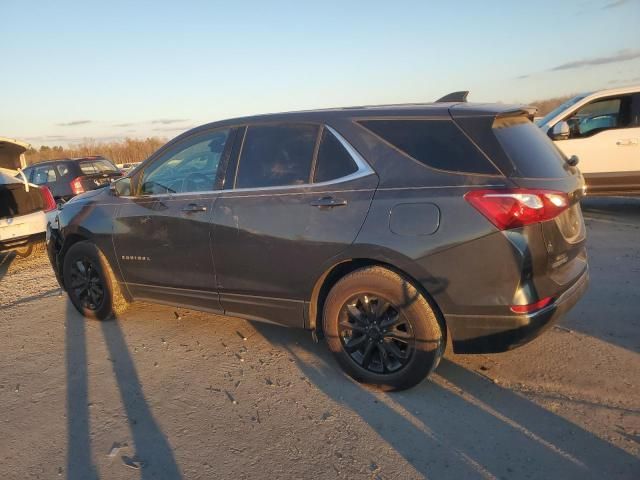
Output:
564 197 640 353
252 322 639 479
0 251 16 282
64 302 182 480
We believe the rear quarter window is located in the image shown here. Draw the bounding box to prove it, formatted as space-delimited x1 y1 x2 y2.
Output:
493 116 570 178
358 119 498 175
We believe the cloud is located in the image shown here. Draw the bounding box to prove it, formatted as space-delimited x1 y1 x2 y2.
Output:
151 118 188 125
549 49 640 71
56 120 92 127
152 125 193 132
602 0 630 9
113 122 134 127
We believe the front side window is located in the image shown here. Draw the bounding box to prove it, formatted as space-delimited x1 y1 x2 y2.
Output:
564 95 633 138
32 165 57 184
235 124 319 189
313 128 358 183
140 129 230 195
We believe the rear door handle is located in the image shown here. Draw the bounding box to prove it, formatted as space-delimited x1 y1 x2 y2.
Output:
616 138 639 146
181 203 207 213
310 196 348 208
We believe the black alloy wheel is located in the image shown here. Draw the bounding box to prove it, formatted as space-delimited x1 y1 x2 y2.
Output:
338 294 415 374
68 257 105 311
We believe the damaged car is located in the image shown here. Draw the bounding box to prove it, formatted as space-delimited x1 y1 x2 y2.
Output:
47 95 589 390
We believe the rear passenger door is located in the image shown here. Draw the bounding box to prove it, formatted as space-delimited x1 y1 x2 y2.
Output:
212 123 378 327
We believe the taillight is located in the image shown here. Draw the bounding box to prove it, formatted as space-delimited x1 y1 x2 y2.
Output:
71 177 85 195
465 188 570 230
510 296 553 314
40 186 57 212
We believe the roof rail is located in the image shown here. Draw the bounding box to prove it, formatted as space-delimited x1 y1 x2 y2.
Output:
436 91 469 103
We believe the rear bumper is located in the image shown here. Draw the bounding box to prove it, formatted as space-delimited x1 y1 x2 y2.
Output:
447 268 589 354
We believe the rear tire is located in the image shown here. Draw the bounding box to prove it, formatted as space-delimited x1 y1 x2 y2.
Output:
322 266 444 391
14 240 45 258
62 241 129 320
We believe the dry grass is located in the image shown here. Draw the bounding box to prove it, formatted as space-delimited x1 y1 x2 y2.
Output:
25 137 166 165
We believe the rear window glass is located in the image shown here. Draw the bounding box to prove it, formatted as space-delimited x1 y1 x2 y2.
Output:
358 119 497 174
79 159 118 174
493 117 570 178
314 128 358 183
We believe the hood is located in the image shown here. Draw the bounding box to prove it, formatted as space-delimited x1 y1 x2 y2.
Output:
0 137 30 172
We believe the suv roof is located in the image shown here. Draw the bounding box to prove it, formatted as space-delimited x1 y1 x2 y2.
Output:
188 102 536 136
28 156 109 166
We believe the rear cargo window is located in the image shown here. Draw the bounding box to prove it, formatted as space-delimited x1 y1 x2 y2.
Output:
79 159 118 174
493 116 570 178
358 119 498 174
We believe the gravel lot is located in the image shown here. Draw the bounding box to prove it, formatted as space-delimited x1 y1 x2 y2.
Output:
1 198 639 480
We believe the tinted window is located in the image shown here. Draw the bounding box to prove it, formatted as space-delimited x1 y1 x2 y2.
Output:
56 164 70 177
314 128 358 183
494 116 569 178
32 165 58 184
358 120 497 174
141 129 230 195
79 159 118 174
236 124 319 189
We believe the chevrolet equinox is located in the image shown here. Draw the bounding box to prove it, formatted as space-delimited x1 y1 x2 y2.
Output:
47 96 589 390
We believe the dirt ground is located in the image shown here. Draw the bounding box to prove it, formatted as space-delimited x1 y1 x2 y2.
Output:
0 198 639 480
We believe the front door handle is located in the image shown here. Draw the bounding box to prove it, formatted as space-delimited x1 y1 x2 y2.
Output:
181 203 207 213
310 196 348 208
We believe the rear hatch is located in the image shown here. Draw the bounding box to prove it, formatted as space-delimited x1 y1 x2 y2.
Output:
451 105 587 290
0 173 45 218
78 158 122 189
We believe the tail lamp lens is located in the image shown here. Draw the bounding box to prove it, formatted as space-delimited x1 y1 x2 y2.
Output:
71 177 84 195
465 189 570 230
40 186 57 212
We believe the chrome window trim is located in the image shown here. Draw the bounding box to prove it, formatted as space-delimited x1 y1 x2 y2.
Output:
119 125 375 199
228 125 375 193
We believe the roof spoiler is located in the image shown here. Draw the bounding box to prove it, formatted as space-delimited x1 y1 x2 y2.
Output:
436 91 469 103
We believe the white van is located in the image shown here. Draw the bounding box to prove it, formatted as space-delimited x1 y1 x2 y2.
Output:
536 85 640 196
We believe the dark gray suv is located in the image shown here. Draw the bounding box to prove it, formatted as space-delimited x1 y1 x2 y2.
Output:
47 98 589 390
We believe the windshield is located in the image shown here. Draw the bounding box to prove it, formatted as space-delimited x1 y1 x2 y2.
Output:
79 158 118 174
535 94 589 127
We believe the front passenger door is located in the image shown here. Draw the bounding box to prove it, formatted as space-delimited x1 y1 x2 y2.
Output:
114 128 235 311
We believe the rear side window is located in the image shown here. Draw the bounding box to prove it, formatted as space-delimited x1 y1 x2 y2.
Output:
493 116 569 178
314 128 358 183
358 119 497 174
236 124 319 189
32 165 58 184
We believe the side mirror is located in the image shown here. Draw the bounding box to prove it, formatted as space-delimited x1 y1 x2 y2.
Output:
566 155 579 167
110 177 131 196
549 121 570 140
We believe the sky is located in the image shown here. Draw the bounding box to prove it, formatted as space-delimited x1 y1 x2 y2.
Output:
1 0 639 147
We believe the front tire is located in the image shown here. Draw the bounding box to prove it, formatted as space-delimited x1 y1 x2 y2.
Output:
62 241 129 320
323 266 444 391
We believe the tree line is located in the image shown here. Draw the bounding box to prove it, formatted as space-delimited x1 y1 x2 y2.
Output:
25 137 166 166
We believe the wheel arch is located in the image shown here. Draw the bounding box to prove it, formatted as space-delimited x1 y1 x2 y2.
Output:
307 257 448 341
